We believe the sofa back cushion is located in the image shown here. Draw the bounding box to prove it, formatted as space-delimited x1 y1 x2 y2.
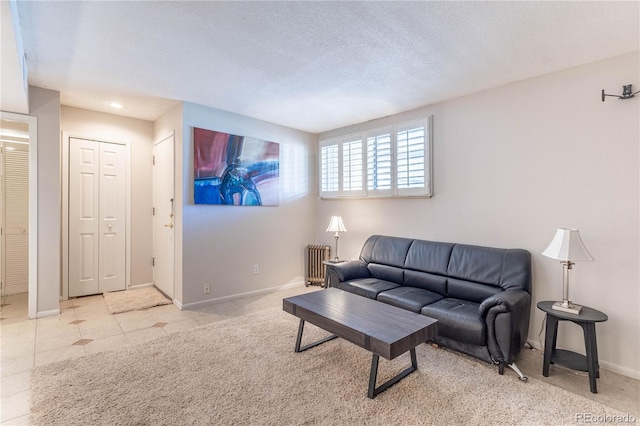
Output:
447 244 531 292
447 245 503 287
368 263 404 284
360 235 413 268
447 278 502 304
404 240 454 275
358 235 532 301
403 270 447 295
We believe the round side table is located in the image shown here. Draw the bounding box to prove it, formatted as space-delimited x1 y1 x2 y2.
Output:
537 301 608 393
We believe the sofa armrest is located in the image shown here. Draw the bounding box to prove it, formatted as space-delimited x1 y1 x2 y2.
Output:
325 260 370 288
478 289 531 364
478 289 529 318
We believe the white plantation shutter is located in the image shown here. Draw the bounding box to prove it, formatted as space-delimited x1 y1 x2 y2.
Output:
396 118 429 196
341 135 363 195
319 115 432 199
366 128 392 196
320 139 339 195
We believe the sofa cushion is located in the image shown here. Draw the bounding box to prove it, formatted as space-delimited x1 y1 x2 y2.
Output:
377 287 443 313
403 270 447 295
447 244 505 287
335 278 400 299
421 298 485 346
360 235 413 268
405 240 454 275
447 278 502 304
368 263 404 284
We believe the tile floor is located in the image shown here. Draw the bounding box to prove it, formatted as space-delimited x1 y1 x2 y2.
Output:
0 286 317 424
1 287 639 424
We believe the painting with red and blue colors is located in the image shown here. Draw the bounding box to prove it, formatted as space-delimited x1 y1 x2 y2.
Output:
193 127 279 206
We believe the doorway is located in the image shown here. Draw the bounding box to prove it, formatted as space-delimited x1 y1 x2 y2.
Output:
0 112 38 318
62 134 130 299
1 122 29 295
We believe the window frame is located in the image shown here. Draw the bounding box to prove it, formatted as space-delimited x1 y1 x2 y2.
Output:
319 115 433 199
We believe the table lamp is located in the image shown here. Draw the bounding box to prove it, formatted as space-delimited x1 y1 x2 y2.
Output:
542 228 594 314
326 216 347 261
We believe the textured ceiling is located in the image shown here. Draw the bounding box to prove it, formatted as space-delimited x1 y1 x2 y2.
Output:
15 1 640 133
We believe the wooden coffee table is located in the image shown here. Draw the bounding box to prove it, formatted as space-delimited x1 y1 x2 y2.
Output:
283 288 438 398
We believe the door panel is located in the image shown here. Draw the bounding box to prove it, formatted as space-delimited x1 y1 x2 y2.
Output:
69 139 100 296
99 143 126 293
153 135 175 298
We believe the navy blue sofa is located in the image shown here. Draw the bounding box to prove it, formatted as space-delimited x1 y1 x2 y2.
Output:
325 235 532 379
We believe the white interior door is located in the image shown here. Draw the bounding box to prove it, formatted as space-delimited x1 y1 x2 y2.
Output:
152 135 174 298
69 138 126 297
99 143 127 293
1 144 29 295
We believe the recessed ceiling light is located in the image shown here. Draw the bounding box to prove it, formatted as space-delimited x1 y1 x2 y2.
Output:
109 102 123 109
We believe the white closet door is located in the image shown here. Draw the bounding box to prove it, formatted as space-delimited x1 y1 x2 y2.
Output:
99 143 126 293
69 138 126 297
3 149 29 295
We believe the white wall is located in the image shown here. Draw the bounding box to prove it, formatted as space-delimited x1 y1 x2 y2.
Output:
178 102 316 305
316 52 640 378
28 86 60 316
61 106 155 287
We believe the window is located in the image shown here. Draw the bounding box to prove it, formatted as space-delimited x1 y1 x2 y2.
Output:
319 116 432 199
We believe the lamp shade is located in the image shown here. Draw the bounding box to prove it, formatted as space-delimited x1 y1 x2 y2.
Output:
326 216 347 233
542 228 594 262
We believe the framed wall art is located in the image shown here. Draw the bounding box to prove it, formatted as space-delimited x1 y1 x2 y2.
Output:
193 127 279 206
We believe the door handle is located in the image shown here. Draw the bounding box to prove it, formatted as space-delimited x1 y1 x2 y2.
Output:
164 223 174 229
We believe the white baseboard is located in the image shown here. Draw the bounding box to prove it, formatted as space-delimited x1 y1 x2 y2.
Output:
36 309 61 318
526 338 640 380
181 281 305 310
128 282 154 290
599 360 640 380
172 299 183 310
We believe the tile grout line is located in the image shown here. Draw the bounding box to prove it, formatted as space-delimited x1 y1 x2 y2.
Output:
73 299 87 357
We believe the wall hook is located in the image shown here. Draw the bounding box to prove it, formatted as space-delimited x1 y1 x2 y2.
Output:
602 84 640 102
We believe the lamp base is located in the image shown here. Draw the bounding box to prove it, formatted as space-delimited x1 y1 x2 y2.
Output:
552 301 582 315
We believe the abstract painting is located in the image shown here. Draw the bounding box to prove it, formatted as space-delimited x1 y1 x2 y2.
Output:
193 127 279 206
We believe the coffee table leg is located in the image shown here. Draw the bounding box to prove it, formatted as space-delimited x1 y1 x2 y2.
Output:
368 348 418 399
294 319 338 353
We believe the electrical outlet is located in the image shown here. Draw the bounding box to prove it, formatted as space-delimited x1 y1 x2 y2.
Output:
253 264 259 274
203 283 210 294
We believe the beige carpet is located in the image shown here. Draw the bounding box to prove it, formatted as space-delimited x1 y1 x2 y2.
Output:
31 308 627 425
102 287 172 314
